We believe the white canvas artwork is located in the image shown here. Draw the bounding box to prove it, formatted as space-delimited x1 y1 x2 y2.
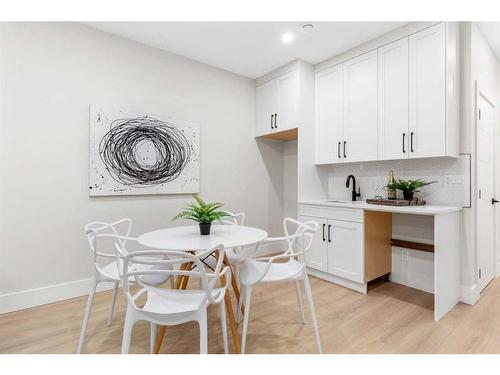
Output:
89 106 200 196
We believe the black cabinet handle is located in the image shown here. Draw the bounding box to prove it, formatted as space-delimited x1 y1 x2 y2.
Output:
410 132 414 152
492 198 499 205
343 141 347 158
403 133 406 153
338 142 341 158
274 113 278 129
328 225 331 242
322 224 325 241
271 114 274 129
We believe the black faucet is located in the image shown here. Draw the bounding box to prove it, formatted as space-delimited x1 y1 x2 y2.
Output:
346 175 361 201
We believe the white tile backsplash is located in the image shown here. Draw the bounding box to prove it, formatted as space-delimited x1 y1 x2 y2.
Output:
327 155 470 207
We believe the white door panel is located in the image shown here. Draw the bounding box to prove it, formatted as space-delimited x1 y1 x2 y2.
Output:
477 94 496 292
255 81 274 136
343 50 378 162
275 70 299 132
378 38 409 160
327 220 364 283
301 216 328 272
315 64 344 164
409 23 446 158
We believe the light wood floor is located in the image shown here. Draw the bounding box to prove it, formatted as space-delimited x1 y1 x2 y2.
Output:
2 276 500 354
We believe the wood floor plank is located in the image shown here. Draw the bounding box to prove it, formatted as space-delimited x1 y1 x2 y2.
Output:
1 276 500 354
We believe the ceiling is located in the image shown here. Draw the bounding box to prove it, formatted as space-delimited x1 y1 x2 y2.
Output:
477 22 500 61
86 22 407 78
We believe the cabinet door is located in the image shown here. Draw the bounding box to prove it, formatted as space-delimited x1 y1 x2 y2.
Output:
343 50 378 162
327 220 364 283
274 70 299 132
255 80 274 136
378 38 409 160
300 216 328 272
409 23 446 158
314 64 344 164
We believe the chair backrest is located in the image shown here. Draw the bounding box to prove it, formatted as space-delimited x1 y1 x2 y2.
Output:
84 218 133 272
221 211 245 226
116 244 230 310
282 218 319 263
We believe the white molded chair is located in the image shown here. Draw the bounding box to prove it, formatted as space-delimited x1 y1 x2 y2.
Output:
117 245 231 354
77 219 133 354
77 219 173 354
238 218 322 353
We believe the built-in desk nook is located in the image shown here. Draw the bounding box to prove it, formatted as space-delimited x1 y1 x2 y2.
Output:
299 200 462 321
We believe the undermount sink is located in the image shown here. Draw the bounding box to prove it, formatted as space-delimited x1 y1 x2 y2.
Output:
325 199 365 204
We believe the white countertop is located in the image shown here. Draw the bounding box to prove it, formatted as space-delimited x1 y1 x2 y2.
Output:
299 200 462 215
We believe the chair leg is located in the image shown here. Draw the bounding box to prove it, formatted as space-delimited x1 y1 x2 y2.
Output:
107 281 119 327
198 309 208 354
295 280 305 324
121 308 137 354
76 276 99 354
170 275 175 289
241 286 252 354
236 286 245 324
220 299 229 354
150 323 158 354
302 275 323 354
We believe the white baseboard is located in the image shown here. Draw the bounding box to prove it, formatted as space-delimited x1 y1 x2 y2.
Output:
0 277 114 315
460 284 480 305
307 268 368 294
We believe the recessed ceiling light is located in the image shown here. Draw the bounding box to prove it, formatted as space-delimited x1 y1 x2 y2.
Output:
301 24 314 33
281 32 294 44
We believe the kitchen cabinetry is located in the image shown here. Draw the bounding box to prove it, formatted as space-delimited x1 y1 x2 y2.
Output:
314 22 459 165
343 50 378 162
378 37 409 160
314 64 343 163
299 204 365 286
408 22 447 158
255 62 308 139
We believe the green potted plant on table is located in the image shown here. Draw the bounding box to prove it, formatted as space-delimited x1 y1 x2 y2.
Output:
173 194 230 235
391 178 437 201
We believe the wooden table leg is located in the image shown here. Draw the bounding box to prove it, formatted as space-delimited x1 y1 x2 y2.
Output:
217 253 241 354
153 261 192 354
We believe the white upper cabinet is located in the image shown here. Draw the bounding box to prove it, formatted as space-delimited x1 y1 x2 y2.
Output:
315 64 344 163
274 70 299 133
409 22 447 158
255 80 274 137
313 22 459 165
343 50 378 163
255 62 311 138
378 37 409 160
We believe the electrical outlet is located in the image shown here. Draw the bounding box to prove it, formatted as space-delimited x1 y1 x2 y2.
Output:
444 175 464 187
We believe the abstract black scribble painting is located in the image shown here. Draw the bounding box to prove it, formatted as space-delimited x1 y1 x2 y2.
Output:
89 107 199 196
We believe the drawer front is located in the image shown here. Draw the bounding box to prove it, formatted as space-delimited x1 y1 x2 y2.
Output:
299 204 364 223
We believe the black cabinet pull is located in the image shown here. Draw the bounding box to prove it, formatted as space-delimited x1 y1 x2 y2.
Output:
322 224 325 241
410 132 414 152
328 225 332 242
271 114 274 129
274 113 278 129
338 142 341 158
343 141 347 158
403 133 406 153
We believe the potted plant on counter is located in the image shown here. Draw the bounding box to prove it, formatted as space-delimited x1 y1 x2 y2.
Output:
172 194 230 235
391 178 437 201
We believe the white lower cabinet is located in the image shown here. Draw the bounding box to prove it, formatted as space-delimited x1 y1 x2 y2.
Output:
300 206 365 286
327 220 364 283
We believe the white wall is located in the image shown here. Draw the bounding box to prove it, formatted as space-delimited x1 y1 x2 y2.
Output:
0 22 282 313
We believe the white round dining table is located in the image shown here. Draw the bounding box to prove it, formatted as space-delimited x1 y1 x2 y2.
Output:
137 224 268 354
137 224 268 251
